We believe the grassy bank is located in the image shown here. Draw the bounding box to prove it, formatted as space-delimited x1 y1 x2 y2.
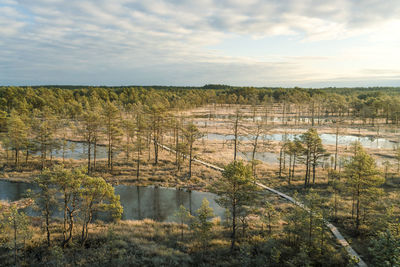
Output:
0 216 351 267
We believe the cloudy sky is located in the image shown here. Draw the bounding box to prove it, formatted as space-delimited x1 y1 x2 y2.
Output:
1 0 400 87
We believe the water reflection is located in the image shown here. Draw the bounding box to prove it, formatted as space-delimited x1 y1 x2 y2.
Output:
114 185 224 222
32 141 109 160
205 133 396 149
0 181 35 201
0 181 225 222
238 150 395 167
238 151 279 164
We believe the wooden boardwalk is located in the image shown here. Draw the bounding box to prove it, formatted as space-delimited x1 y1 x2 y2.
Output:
255 182 367 267
158 142 367 266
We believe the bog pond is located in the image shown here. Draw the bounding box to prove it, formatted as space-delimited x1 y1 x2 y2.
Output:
32 141 109 160
0 180 225 222
205 133 397 149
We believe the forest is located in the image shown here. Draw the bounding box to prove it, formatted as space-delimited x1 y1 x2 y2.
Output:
1 85 400 266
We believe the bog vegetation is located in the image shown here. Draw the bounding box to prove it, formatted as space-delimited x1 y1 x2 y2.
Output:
1 85 400 266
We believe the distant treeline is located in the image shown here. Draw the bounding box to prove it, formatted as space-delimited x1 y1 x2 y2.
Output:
10 84 400 92
2 85 400 131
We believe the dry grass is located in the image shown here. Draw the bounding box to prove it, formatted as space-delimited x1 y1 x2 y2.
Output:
1 104 399 266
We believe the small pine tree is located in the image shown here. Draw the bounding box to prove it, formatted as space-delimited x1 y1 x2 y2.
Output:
1 204 31 266
174 205 192 240
191 198 214 253
211 160 258 252
368 230 400 266
262 201 280 235
345 142 384 233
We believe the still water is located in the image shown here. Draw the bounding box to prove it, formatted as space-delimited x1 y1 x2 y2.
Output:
238 151 279 164
33 141 109 160
238 150 394 167
0 180 224 222
206 133 396 149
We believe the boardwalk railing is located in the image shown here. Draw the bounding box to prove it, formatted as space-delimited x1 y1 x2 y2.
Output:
157 142 367 267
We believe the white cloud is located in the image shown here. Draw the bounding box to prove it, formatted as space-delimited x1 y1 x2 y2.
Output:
0 0 400 86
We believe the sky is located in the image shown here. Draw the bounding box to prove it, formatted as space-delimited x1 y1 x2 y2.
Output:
1 0 400 87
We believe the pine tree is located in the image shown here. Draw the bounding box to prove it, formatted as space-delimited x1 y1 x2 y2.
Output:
102 101 122 172
262 201 280 235
345 142 384 233
33 169 58 247
174 205 192 240
1 204 31 266
368 230 400 266
211 160 258 252
80 176 122 246
7 110 28 169
149 103 166 165
32 108 57 170
191 198 214 252
300 128 327 186
182 123 203 179
51 166 84 247
134 105 147 180
80 110 100 174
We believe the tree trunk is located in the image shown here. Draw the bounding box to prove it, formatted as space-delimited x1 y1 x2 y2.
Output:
188 143 193 179
283 149 286 170
356 183 361 232
126 134 130 163
233 113 239 161
45 201 51 247
93 139 97 171
279 146 283 178
108 129 111 170
282 101 286 125
147 133 151 161
67 203 76 246
87 140 91 174
231 202 236 252
25 149 29 165
137 140 141 180
288 154 292 185
153 117 161 165
41 144 46 170
268 213 272 234
304 151 310 187
311 101 315 126
312 161 316 184
110 145 114 173
251 132 259 177
81 211 93 247
175 125 179 165
292 154 296 180
15 148 18 169
63 197 68 247
153 136 159 164
334 127 339 170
